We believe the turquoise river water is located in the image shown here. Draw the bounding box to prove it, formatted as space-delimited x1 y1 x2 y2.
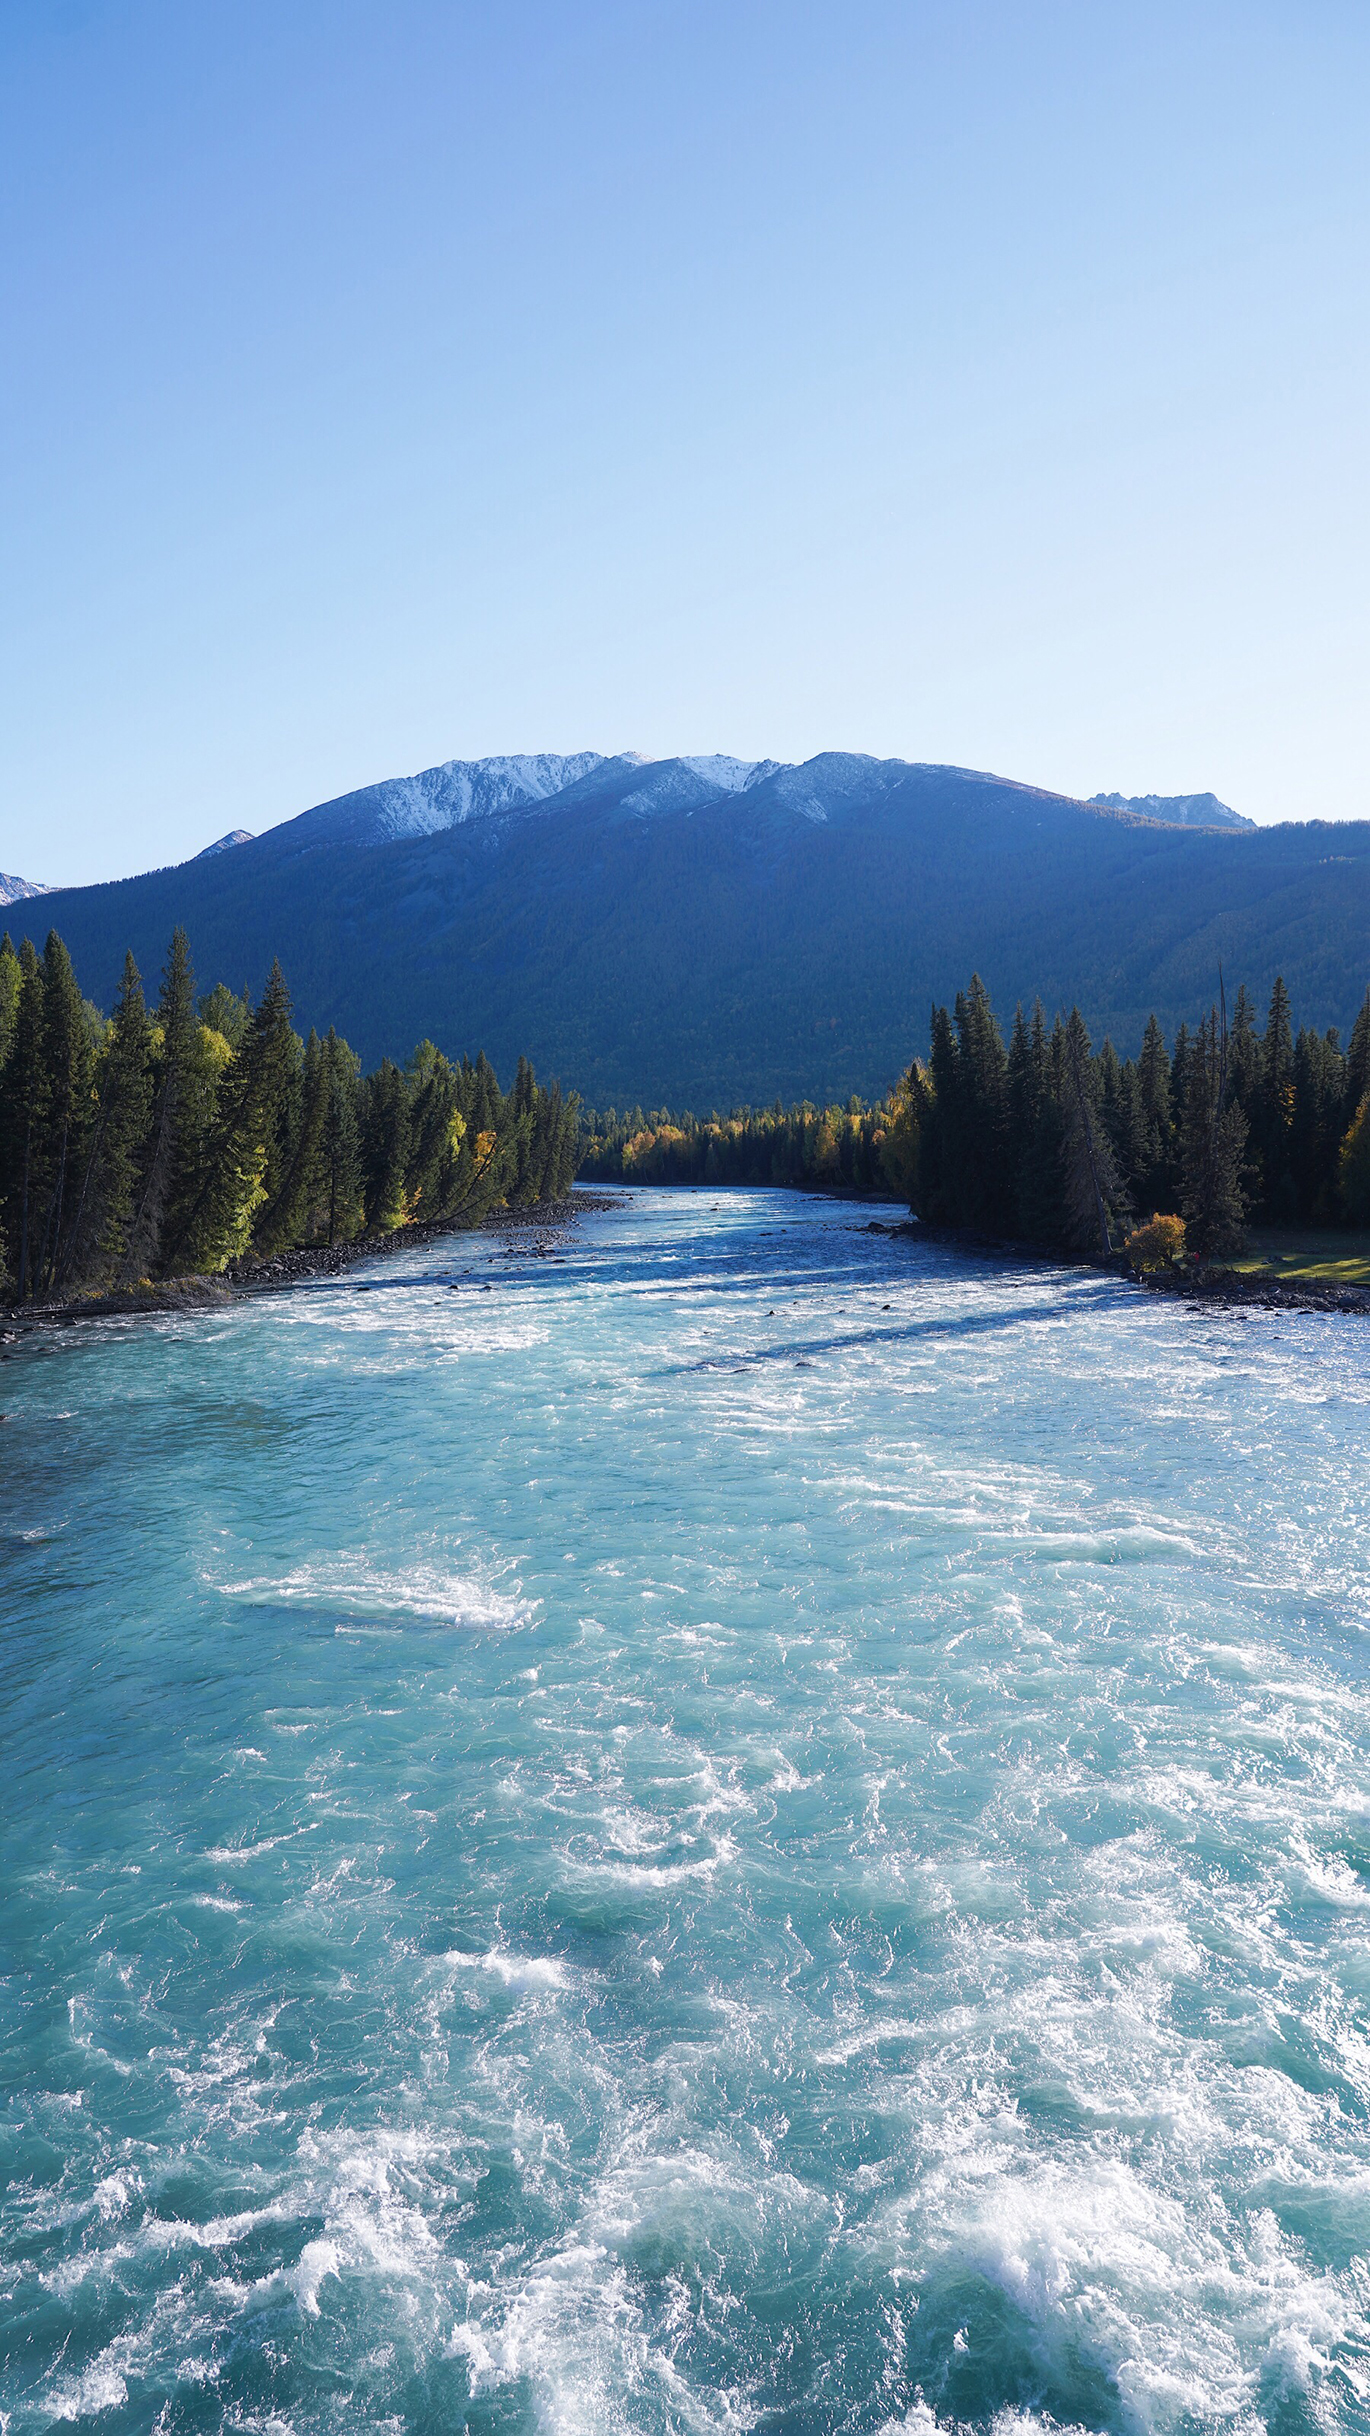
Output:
3 1186 1370 2436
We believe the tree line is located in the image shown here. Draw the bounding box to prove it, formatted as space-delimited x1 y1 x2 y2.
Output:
882 975 1370 1257
580 973 1370 1262
578 1097 899 1194
0 927 578 1304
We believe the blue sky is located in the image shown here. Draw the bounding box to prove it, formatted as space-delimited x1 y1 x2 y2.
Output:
3 0 1368 884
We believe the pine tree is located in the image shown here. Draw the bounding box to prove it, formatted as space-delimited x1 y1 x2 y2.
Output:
1290 1026 1346 1225
1169 1021 1192 1160
1227 986 1261 1142
1180 1009 1248 1257
0 934 20 1071
1258 976 1296 1218
127 930 214 1282
1134 1014 1173 1211
949 976 1012 1231
315 1030 364 1244
1060 1009 1128 1254
405 1042 462 1217
1340 1092 1370 1225
361 1059 411 1231
34 932 96 1294
1343 991 1370 1132
174 959 299 1270
59 952 154 1291
917 1005 957 1221
256 1026 326 1252
0 940 45 1298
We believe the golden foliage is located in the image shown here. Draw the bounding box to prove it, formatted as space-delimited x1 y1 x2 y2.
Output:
1123 1212 1187 1270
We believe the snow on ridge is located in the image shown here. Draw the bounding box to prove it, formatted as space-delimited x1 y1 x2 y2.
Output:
369 752 609 840
0 871 51 907
196 829 254 858
615 756 780 820
291 748 1230 856
677 755 781 793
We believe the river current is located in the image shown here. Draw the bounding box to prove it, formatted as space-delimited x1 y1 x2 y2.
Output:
3 1187 1370 2435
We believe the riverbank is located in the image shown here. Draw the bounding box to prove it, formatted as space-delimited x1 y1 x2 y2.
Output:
860 1213 1370 1315
0 1189 628 1344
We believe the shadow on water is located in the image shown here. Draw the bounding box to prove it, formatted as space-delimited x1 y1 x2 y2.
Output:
662 1299 1076 1373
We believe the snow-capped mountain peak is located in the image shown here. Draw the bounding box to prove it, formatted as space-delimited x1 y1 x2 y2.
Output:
196 830 254 858
0 871 50 909
292 751 611 847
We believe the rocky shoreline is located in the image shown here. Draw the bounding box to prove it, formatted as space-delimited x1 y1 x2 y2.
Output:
860 1216 1370 1316
0 1190 628 1344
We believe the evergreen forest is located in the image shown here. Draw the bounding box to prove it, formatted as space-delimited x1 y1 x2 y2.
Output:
578 1100 899 1195
0 927 578 1306
580 975 1370 1261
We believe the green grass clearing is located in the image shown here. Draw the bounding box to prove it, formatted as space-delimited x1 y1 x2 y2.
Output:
1226 1228 1370 1286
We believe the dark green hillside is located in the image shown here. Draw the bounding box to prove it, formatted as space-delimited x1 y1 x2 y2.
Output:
28 761 1370 1104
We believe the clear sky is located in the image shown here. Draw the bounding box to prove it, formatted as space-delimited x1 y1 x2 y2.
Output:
3 0 1368 885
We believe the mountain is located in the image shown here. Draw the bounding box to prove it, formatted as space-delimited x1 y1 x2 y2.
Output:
1089 791 1253 831
0 871 49 908
195 829 255 857
16 752 1370 1106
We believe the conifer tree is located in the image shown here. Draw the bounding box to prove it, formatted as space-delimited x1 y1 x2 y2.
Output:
1060 1009 1128 1254
316 1030 364 1244
1340 1092 1370 1225
256 1026 326 1252
0 934 19 1071
361 1059 411 1231
1134 1015 1174 1211
405 1042 463 1216
950 976 1012 1231
127 930 214 1282
34 931 96 1294
918 1005 957 1220
1011 1004 1065 1242
1180 1009 1248 1257
0 940 45 1298
175 959 299 1270
1169 1021 1192 1163
1290 1026 1346 1224
1343 991 1370 1131
1227 986 1261 1142
59 952 154 1291
1259 976 1296 1218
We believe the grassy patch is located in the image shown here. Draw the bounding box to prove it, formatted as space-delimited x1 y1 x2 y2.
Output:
1228 1228 1370 1285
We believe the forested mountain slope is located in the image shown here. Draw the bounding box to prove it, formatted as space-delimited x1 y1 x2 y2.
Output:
22 754 1370 1106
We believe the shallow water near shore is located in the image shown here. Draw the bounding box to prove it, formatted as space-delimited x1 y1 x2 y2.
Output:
3 1185 1370 2435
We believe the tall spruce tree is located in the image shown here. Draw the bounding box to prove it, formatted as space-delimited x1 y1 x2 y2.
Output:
255 1025 326 1253
1180 1009 1248 1257
1134 1015 1174 1213
0 940 45 1298
1258 976 1296 1218
1289 1027 1346 1224
58 952 154 1292
0 934 19 1071
34 931 96 1295
174 959 299 1270
952 976 1012 1232
361 1059 411 1231
126 930 212 1282
1342 991 1370 1132
315 1030 364 1245
1060 1009 1128 1254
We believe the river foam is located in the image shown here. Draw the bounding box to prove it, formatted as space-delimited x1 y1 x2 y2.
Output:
2 1187 1368 2431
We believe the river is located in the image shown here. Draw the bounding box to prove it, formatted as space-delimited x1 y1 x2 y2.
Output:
3 1186 1369 2433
